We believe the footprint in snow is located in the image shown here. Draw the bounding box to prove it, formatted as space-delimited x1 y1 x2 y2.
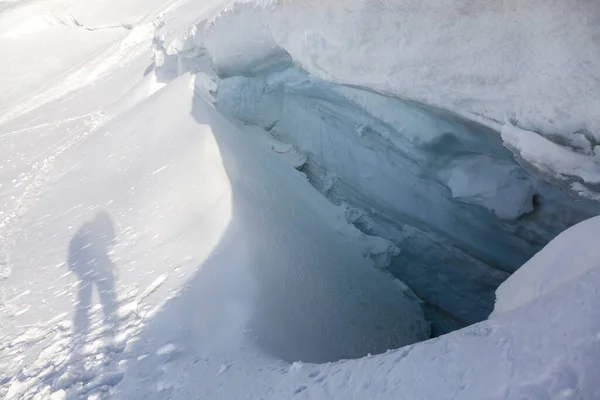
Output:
294 385 308 395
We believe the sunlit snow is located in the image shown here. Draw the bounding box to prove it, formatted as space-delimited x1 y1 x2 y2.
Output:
1 0 600 399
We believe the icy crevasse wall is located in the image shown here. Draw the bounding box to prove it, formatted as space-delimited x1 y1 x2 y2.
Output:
207 0 600 201
152 1 600 332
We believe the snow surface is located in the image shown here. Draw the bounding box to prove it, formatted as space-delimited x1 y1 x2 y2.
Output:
1 0 600 399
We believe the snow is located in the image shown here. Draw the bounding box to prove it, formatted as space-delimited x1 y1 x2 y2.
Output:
502 123 600 199
117 239 600 399
492 215 600 317
1 0 600 399
445 155 534 220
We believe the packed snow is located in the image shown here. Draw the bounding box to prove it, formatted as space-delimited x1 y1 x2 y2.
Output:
1 0 600 399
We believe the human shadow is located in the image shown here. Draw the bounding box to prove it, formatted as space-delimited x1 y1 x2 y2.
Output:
68 210 119 343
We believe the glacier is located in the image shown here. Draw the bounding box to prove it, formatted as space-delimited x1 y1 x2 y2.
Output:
1 0 600 399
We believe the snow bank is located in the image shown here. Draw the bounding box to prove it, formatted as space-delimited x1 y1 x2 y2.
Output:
135 0 600 335
204 0 600 199
492 215 600 316
502 124 600 200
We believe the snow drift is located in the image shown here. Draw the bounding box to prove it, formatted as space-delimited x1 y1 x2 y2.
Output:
492 215 600 316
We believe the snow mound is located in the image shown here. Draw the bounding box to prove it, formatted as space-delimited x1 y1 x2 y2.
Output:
492 215 600 316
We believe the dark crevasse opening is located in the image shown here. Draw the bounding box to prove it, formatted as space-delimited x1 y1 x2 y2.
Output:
210 64 600 336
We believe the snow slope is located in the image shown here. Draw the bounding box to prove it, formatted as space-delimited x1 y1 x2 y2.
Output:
0 0 177 115
1 0 600 399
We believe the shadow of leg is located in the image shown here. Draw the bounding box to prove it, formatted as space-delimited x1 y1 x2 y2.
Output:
97 273 120 350
73 280 92 340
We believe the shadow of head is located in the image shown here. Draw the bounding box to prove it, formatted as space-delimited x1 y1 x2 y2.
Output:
69 210 116 260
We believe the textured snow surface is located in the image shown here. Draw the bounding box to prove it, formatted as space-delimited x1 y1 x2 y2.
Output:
1 0 600 399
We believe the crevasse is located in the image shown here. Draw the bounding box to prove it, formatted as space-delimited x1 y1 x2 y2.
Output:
152 2 600 334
